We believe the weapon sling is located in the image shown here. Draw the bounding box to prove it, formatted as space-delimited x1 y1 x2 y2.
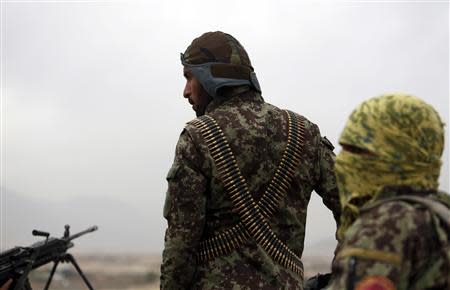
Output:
191 110 306 276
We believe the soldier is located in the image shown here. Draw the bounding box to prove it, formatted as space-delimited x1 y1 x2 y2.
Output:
327 93 450 290
160 31 341 289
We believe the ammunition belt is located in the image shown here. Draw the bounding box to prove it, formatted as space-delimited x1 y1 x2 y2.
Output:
191 110 306 276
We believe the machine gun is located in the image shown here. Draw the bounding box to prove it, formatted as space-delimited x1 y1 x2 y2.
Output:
304 273 332 290
0 225 98 290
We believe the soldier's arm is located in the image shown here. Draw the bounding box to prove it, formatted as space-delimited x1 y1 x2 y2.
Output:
160 128 207 289
313 134 341 228
0 279 12 290
327 201 435 290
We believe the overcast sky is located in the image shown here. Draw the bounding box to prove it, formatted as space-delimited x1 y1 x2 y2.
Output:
1 0 449 257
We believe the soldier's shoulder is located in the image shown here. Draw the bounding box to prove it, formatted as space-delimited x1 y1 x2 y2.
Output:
277 108 320 133
166 117 204 150
359 199 431 231
185 117 201 131
341 200 425 252
362 199 420 217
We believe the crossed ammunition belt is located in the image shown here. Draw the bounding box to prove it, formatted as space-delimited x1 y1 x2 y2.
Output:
190 110 306 276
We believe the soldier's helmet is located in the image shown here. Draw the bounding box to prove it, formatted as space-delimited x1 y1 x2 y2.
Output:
181 31 261 98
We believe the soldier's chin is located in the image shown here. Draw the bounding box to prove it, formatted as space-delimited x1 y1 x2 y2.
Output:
194 105 206 117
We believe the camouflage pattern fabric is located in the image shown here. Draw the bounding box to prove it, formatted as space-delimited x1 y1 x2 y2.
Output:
328 93 449 290
161 90 341 289
334 93 444 239
182 31 252 68
181 31 260 99
327 187 450 290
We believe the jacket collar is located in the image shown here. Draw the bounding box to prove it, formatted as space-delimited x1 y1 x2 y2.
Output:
204 89 264 114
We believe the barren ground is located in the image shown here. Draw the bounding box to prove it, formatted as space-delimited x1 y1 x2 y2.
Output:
29 254 331 289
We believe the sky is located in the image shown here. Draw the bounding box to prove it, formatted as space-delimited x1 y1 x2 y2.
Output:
1 0 449 258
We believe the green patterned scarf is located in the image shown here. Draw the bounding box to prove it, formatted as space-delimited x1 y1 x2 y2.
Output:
335 93 445 239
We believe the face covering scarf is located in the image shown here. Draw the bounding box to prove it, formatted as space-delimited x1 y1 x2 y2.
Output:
335 93 444 239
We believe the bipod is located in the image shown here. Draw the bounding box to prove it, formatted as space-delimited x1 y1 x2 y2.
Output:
44 253 94 290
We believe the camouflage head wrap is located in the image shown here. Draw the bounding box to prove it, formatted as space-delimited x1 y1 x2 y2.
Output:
335 93 445 239
181 31 261 98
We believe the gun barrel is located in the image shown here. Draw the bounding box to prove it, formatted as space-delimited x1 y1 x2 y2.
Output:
68 226 98 241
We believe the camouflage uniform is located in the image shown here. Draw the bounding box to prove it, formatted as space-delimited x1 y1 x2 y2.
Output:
328 187 450 290
328 94 449 290
161 89 341 289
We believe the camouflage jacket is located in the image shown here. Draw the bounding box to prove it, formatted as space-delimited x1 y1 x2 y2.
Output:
161 91 341 290
328 187 450 290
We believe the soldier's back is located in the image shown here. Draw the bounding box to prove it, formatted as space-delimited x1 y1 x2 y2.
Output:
184 91 336 289
329 191 450 290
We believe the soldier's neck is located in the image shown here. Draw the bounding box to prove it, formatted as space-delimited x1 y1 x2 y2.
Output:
205 89 263 114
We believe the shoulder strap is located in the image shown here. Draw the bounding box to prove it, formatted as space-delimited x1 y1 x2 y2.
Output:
191 110 306 276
